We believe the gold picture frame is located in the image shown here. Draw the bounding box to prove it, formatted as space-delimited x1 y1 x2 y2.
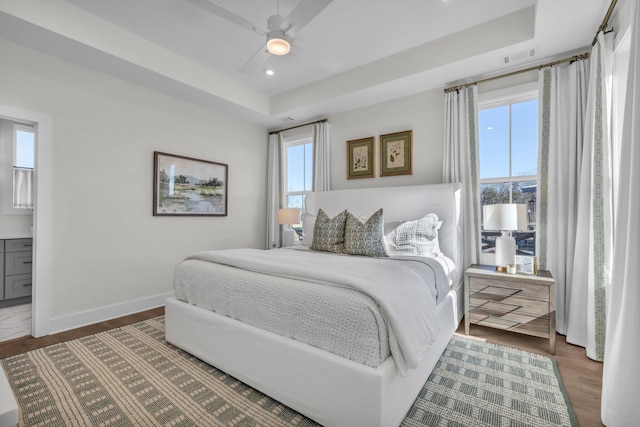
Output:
346 137 375 179
380 130 412 176
515 255 538 275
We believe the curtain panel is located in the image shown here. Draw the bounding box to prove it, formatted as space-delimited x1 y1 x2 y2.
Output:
442 86 481 268
537 59 588 340
538 34 614 362
13 167 34 209
266 121 331 248
313 122 331 192
601 1 640 423
568 33 613 361
265 133 281 249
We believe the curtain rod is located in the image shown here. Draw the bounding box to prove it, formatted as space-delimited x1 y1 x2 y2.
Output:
444 0 617 93
268 118 328 135
593 0 618 46
444 52 590 93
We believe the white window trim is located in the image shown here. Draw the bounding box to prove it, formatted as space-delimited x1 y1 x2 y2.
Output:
478 82 538 108
3 121 34 215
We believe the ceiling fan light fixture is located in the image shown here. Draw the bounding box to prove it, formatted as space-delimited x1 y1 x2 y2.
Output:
267 31 290 55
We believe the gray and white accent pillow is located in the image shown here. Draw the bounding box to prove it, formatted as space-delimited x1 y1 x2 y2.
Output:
310 209 347 253
344 208 388 257
384 213 443 256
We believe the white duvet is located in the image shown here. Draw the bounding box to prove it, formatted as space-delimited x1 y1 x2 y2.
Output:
182 248 450 374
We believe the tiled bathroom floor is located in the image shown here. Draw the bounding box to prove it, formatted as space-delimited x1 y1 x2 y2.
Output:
0 304 31 342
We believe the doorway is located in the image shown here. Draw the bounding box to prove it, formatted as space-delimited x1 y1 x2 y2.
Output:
0 104 53 339
0 118 34 341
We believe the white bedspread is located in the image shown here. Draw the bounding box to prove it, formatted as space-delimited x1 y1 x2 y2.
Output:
182 248 448 374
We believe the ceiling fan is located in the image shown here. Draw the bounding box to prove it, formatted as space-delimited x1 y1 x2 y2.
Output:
189 0 334 72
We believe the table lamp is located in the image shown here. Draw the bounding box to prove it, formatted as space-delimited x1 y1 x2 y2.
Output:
483 204 518 272
278 208 300 247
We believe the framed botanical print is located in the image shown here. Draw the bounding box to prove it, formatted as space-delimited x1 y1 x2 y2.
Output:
153 151 228 216
380 130 412 176
346 137 375 179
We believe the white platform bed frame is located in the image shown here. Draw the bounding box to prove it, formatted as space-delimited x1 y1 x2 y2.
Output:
166 183 463 427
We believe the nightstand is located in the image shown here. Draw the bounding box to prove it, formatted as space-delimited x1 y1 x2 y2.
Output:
464 264 556 354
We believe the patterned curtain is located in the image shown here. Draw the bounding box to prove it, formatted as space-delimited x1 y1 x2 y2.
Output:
538 33 613 361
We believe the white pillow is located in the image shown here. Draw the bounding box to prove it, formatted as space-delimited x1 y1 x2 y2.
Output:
301 212 316 246
384 213 443 256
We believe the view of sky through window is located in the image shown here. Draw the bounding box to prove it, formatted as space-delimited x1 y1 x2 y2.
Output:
479 99 538 180
15 129 35 169
285 142 313 209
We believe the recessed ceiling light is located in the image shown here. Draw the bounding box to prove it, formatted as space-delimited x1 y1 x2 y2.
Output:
265 69 275 76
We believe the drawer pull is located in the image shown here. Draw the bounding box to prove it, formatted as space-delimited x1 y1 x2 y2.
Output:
488 315 523 329
23 244 33 247
23 261 33 265
483 284 525 293
23 283 32 287
488 300 524 309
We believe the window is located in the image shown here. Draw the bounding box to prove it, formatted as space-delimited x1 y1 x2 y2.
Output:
15 126 35 169
282 136 313 211
478 84 538 257
2 120 35 214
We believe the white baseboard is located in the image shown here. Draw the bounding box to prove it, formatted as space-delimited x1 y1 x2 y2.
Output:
48 292 172 335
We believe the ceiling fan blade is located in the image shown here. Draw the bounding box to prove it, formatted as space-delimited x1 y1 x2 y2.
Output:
280 0 333 38
189 0 266 35
238 44 270 73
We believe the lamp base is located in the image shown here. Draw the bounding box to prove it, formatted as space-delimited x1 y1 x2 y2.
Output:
281 225 296 247
495 231 516 271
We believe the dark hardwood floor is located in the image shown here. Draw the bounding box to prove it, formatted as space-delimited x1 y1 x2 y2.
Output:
0 306 165 359
1 307 602 426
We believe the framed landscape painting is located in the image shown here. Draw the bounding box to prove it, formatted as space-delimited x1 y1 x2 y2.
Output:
380 130 412 177
347 137 374 179
153 151 228 216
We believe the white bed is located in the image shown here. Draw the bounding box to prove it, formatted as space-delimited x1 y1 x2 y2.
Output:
165 182 463 427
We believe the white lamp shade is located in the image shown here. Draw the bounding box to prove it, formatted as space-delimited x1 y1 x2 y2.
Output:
483 204 518 231
516 204 528 230
278 208 300 225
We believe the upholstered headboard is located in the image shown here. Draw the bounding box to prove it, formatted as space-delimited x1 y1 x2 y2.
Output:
304 183 463 290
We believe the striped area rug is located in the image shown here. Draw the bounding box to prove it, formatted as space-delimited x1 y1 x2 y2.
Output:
1 317 576 426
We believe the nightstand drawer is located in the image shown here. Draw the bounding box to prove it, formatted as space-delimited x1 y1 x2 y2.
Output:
469 310 551 339
469 277 550 300
470 296 550 317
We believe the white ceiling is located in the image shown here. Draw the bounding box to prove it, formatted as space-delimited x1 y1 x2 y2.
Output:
0 0 610 128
